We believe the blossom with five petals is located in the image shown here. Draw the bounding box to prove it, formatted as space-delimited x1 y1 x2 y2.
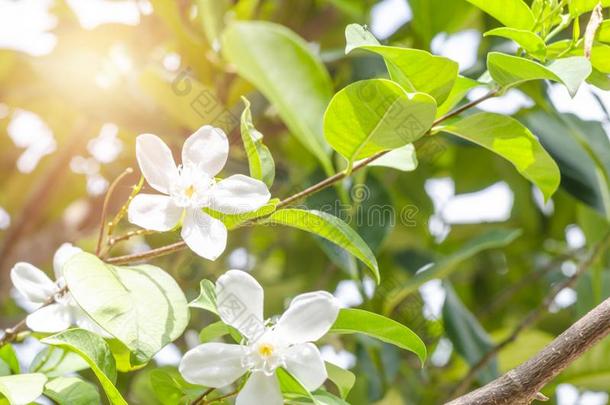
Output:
179 270 340 405
10 243 105 334
128 126 271 260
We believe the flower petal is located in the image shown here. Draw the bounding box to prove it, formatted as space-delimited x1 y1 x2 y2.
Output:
136 134 178 194
181 209 227 260
128 194 182 232
53 243 82 280
10 263 58 304
216 270 264 340
236 371 282 405
284 343 327 390
209 175 271 214
275 291 340 344
182 125 229 176
25 303 72 333
179 343 247 387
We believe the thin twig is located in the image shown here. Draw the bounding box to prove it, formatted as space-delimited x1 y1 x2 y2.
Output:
449 232 610 399
95 168 133 256
103 89 500 265
190 388 214 405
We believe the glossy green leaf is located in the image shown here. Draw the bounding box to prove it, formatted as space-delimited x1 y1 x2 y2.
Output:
329 308 426 364
44 377 101 405
222 21 334 174
443 283 498 383
150 367 204 405
29 347 88 378
365 144 418 172
240 97 275 187
277 368 319 403
487 52 592 96
345 24 458 104
207 198 279 230
189 279 217 314
0 346 18 376
324 79 436 166
42 329 126 405
569 0 610 16
484 28 546 58
466 0 535 29
0 374 46 405
384 229 522 314
441 112 561 200
325 362 355 399
63 252 189 364
436 76 481 117
599 20 610 43
263 209 380 283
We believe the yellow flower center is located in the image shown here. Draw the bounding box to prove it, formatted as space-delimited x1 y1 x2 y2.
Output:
184 184 195 198
258 343 274 358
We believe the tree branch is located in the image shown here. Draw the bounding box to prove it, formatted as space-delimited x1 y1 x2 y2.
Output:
446 295 610 405
449 232 610 402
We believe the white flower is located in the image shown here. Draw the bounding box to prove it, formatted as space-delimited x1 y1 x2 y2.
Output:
128 126 271 260
179 270 340 405
10 243 106 334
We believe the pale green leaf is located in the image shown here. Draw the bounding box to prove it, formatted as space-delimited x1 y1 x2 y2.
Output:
443 283 498 383
599 20 610 43
436 76 481 117
263 209 379 283
0 374 46 405
441 112 560 200
466 0 535 29
324 79 436 166
150 367 204 405
0 346 18 375
487 52 592 96
189 279 217 314
222 21 334 174
365 144 418 172
484 28 546 58
277 368 319 404
240 97 275 187
44 377 101 405
325 362 355 399
42 329 127 405
383 229 522 314
206 198 279 230
569 0 610 16
329 308 426 364
197 0 229 48
63 252 189 364
345 24 459 104
29 347 88 378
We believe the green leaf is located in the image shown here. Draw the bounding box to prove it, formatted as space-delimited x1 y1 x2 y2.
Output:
63 252 189 364
569 0 610 16
599 20 610 43
311 391 350 405
441 112 561 200
199 321 230 343
487 52 592 97
384 229 522 314
189 279 217 314
436 76 481 118
0 346 18 375
329 308 426 365
443 283 498 383
29 347 89 378
222 21 334 174
0 374 47 405
263 209 379 283
240 97 275 188
325 362 355 399
107 339 147 373
324 79 436 167
364 144 418 172
207 198 279 230
466 0 535 29
44 377 101 405
277 368 319 404
484 28 546 59
150 367 204 405
42 329 126 405
345 24 459 104
197 0 229 48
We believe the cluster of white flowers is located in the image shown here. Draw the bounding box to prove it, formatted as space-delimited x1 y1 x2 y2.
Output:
9 126 339 404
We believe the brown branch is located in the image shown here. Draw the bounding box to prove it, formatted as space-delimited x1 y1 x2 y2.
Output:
446 295 610 405
103 89 499 265
95 168 133 256
449 232 610 399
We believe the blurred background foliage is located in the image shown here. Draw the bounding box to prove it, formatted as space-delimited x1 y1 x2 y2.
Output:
0 0 610 404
